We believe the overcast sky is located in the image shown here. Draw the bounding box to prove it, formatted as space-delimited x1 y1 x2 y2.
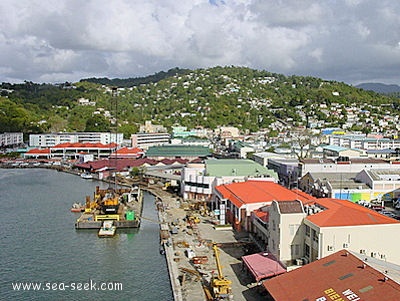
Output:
1 0 399 85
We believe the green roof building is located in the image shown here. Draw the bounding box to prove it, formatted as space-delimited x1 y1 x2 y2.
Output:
205 159 276 177
146 145 211 159
182 159 279 201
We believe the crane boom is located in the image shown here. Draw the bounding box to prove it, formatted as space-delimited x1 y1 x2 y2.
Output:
213 243 224 279
211 242 232 299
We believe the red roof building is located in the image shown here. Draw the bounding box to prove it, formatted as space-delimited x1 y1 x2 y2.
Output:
215 180 400 268
24 142 119 160
24 148 51 159
109 147 144 159
263 250 400 301
214 180 314 231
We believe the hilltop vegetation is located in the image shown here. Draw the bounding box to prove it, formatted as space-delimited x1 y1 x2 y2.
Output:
1 66 399 139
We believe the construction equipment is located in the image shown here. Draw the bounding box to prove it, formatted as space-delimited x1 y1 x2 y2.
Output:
211 243 232 300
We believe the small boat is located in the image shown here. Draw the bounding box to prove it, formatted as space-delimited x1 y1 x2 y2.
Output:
70 202 85 212
80 172 93 179
98 220 116 237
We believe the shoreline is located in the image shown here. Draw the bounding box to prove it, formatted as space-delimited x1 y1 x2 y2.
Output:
1 164 264 301
145 187 184 301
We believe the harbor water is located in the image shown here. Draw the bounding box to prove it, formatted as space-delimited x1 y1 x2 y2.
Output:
0 168 173 301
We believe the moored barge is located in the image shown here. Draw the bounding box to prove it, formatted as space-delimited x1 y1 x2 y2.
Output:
75 185 143 229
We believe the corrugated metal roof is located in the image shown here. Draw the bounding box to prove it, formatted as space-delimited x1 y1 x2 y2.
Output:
145 145 211 157
242 252 286 282
263 250 400 301
205 159 277 178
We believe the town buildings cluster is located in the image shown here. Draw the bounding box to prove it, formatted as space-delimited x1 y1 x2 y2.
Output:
3 119 400 300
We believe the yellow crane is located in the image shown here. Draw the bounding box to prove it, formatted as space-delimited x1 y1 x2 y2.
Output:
211 243 232 300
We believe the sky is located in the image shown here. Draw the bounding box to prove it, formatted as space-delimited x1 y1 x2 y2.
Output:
0 0 400 85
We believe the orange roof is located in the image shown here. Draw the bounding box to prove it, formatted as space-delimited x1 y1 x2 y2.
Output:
26 148 51 154
254 210 269 223
215 180 314 208
52 142 117 149
264 250 400 301
114 147 143 154
306 198 400 227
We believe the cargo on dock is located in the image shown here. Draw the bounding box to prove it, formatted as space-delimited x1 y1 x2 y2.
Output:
75 185 143 229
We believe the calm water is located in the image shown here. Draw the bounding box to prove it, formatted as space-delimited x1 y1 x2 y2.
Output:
0 168 172 301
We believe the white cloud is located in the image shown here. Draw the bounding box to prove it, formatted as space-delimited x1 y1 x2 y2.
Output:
0 0 399 84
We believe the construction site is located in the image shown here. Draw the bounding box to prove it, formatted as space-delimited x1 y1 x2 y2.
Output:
146 184 266 301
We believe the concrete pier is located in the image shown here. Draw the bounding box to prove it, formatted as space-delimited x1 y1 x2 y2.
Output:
146 184 264 301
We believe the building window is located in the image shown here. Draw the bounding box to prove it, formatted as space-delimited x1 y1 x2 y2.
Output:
289 224 299 235
312 229 318 243
305 244 310 258
291 244 300 256
272 220 276 231
305 225 310 237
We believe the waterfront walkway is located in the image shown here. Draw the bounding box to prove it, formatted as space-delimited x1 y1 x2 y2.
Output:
146 184 264 301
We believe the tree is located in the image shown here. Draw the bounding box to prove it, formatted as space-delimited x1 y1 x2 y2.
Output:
85 115 110 132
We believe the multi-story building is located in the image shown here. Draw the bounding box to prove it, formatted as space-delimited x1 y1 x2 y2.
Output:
299 157 397 177
130 132 171 149
0 132 23 147
267 158 300 188
182 159 278 202
214 181 306 231
329 134 400 150
299 172 372 201
24 142 118 160
214 180 400 267
252 152 288 167
29 132 123 147
301 198 400 265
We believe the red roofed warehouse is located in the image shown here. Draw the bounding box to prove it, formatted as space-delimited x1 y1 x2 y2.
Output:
263 250 400 301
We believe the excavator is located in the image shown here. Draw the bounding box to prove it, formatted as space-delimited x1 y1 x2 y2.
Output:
210 243 233 300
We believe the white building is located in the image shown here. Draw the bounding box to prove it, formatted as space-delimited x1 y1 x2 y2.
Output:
268 198 400 266
29 132 123 147
329 134 400 150
220 180 400 267
182 159 278 202
299 157 398 177
0 132 23 147
253 152 288 167
131 132 171 150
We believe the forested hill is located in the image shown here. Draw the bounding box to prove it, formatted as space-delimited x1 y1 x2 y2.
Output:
1 66 399 139
80 67 191 87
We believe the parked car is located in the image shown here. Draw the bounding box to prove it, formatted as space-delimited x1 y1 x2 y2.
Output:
380 211 400 220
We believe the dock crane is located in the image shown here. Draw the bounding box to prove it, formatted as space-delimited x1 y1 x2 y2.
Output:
211 243 232 300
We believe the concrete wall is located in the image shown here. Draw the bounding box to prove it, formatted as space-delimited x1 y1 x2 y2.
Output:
305 221 400 266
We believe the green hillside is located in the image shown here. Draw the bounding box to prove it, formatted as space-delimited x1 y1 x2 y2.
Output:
1 66 398 139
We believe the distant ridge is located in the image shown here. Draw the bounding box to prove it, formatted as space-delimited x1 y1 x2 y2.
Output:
80 67 191 87
355 82 400 94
